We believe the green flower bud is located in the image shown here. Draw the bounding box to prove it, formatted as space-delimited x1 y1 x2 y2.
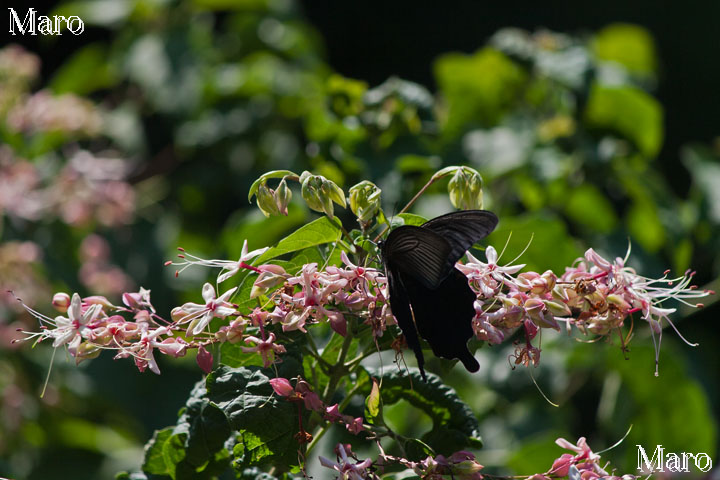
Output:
301 173 326 214
349 180 381 223
448 166 484 210
274 179 292 216
300 171 346 219
257 183 280 217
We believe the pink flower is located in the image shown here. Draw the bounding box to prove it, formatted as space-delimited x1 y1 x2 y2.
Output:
324 403 343 422
241 332 286 367
346 417 364 435
319 443 374 480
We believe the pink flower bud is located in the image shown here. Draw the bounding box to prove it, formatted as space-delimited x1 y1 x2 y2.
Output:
269 377 294 397
196 345 213 374
548 453 573 476
52 292 71 312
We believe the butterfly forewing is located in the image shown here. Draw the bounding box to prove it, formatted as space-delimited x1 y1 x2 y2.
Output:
382 226 452 290
421 210 498 274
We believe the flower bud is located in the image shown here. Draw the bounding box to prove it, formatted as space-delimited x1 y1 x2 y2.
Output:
349 180 381 223
300 171 346 219
448 166 484 210
256 183 280 217
300 173 326 213
274 179 292 216
74 341 101 364
52 292 71 312
269 377 294 397
251 271 287 298
543 299 572 317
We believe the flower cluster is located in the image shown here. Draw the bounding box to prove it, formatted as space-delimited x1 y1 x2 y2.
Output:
17 238 711 377
320 436 638 480
16 290 190 375
0 147 135 227
7 90 102 136
459 246 711 371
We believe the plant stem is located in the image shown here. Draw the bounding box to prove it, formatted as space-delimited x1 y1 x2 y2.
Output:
373 175 439 243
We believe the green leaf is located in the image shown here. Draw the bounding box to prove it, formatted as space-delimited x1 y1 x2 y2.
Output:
626 200 665 252
142 428 175 476
486 211 583 274
365 368 482 457
222 205 307 260
395 155 441 174
50 44 118 95
255 216 342 264
395 213 427 227
206 365 303 469
584 84 663 157
564 184 618 233
364 378 383 425
593 23 657 76
434 47 527 140
141 381 232 479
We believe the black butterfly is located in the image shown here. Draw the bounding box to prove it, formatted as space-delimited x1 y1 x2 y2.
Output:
379 210 498 381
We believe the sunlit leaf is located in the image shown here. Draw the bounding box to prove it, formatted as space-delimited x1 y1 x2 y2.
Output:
584 84 663 157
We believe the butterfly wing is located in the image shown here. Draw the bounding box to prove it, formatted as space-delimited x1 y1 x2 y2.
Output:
398 267 480 373
421 210 498 282
381 210 497 379
382 225 453 290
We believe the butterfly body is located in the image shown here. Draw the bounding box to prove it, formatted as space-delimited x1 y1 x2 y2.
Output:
380 210 498 380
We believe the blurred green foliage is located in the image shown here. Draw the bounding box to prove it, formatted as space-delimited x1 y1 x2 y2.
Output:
1 0 718 478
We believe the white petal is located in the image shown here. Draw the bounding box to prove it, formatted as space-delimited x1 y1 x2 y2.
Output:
201 283 216 303
217 266 240 283
69 293 82 322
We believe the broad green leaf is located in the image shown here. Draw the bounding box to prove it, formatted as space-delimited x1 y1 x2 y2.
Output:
140 381 232 479
222 205 307 260
584 84 663 157
255 216 342 264
220 342 266 369
142 428 175 476
434 47 527 140
593 23 657 76
364 368 482 458
565 184 618 233
206 365 303 469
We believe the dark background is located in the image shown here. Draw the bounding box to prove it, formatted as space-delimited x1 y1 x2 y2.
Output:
300 0 720 193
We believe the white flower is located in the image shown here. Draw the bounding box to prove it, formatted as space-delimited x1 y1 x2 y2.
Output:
179 283 238 335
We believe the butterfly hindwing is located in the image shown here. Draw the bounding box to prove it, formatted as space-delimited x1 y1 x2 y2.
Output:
382 225 453 290
397 267 480 373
